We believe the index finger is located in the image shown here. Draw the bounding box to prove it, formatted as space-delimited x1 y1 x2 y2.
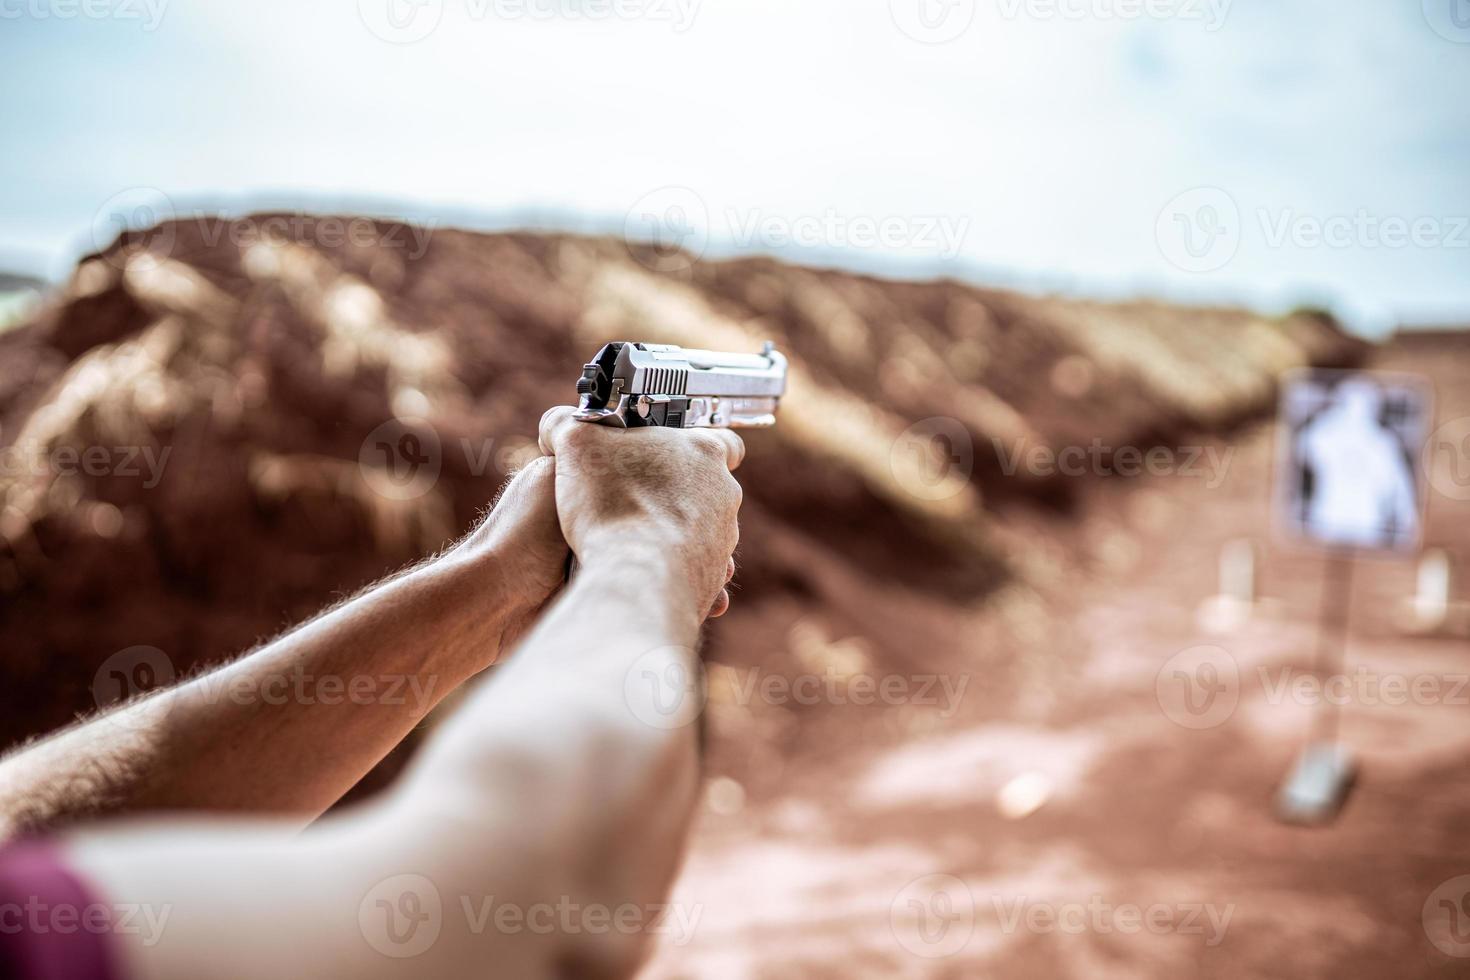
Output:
537 406 579 457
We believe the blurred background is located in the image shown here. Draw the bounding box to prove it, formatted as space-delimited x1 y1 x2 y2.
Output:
2 1 1469 976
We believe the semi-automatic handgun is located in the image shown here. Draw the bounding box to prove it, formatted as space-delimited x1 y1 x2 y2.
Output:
573 341 787 429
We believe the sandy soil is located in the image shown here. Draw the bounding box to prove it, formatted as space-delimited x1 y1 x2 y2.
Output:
646 337 1470 979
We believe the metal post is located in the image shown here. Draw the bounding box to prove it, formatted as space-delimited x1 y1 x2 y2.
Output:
1309 550 1355 745
1276 549 1359 824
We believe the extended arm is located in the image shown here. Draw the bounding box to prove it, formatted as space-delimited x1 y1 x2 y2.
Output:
0 458 569 839
60 408 745 980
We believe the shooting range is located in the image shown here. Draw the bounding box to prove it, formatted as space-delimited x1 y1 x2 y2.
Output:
1 5 1469 978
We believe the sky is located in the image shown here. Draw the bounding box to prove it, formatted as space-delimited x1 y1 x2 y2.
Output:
1 0 1468 335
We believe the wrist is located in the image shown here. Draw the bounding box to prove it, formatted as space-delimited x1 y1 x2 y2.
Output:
451 509 567 612
571 533 707 630
577 524 721 591
421 545 543 669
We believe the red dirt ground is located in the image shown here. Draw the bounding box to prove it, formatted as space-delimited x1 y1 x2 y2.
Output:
647 336 1470 979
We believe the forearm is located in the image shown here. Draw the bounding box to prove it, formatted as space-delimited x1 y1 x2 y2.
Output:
0 539 533 837
394 542 711 973
60 542 712 980
405 538 708 822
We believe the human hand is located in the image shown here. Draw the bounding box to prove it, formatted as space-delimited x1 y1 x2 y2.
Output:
455 455 569 653
537 406 744 618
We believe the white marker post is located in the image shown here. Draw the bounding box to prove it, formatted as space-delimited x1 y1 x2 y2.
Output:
1197 538 1257 634
1401 548 1452 633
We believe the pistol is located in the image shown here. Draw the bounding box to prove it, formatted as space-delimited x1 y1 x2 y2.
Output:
573 341 787 429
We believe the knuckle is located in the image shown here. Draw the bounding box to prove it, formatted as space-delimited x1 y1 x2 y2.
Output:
537 406 576 452
539 405 572 432
560 419 597 451
691 432 725 460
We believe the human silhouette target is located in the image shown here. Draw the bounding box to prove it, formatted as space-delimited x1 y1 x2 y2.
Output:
1275 370 1431 553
